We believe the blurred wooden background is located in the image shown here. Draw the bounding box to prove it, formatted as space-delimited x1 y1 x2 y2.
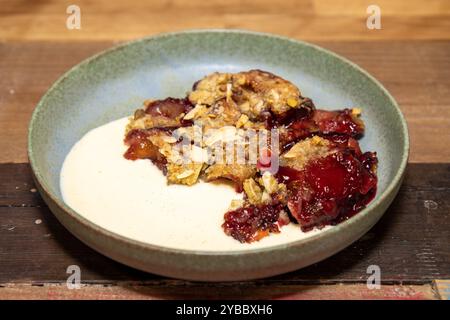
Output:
0 0 449 41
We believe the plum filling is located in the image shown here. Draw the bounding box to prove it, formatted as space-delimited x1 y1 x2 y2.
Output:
123 97 194 169
278 108 364 151
124 129 154 160
312 109 364 137
224 130 377 241
266 97 315 128
124 129 169 171
223 203 289 243
145 97 193 121
278 151 377 231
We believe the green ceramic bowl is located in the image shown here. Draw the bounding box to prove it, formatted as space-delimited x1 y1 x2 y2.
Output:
28 30 409 281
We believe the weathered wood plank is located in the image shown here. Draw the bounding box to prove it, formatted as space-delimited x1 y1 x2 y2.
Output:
0 283 438 300
0 163 44 207
0 0 449 41
0 163 448 284
1 41 449 163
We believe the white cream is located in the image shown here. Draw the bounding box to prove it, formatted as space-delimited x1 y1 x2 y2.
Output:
60 117 329 252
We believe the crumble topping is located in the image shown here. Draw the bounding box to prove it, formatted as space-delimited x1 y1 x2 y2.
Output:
188 70 303 118
123 70 378 243
280 136 333 170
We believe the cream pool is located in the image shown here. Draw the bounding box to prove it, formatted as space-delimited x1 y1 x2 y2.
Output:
60 117 329 251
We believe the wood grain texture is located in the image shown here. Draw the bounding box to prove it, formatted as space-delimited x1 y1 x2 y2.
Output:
0 0 449 41
0 283 438 300
0 41 449 163
0 163 449 286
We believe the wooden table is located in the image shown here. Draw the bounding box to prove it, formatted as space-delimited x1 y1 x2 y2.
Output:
0 0 449 300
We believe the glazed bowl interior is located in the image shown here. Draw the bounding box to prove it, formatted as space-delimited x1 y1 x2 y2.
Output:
29 30 408 254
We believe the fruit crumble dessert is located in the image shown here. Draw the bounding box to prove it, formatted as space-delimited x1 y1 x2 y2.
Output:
123 70 378 243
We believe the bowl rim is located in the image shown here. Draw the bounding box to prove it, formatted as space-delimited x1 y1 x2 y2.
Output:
28 29 410 256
